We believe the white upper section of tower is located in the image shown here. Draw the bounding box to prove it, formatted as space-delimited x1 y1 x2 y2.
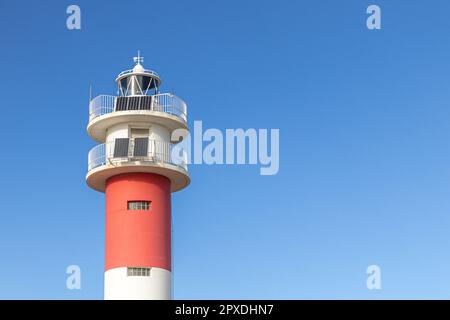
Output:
86 52 190 193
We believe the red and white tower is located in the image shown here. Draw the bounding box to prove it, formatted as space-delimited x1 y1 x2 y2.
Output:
86 53 189 300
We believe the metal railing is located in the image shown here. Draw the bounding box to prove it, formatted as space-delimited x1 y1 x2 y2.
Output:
88 93 187 122
153 93 187 122
89 95 116 121
116 68 160 79
88 143 107 171
88 138 188 172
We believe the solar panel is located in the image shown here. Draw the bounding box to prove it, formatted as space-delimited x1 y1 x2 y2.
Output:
129 97 139 110
140 96 152 110
115 96 153 111
115 97 128 111
133 138 148 157
113 138 130 157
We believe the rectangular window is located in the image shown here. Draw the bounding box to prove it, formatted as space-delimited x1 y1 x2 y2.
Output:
113 138 130 158
127 267 151 277
127 201 151 211
131 128 149 138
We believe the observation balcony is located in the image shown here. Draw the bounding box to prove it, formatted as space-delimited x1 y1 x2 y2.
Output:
87 93 188 142
86 137 189 193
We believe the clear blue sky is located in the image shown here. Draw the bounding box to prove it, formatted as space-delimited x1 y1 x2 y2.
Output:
1 0 450 299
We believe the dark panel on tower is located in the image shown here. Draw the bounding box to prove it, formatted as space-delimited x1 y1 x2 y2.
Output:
114 96 153 111
113 138 130 157
127 97 138 110
133 138 149 157
115 97 128 111
140 96 152 110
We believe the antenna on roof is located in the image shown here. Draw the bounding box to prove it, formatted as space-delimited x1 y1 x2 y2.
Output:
133 50 144 65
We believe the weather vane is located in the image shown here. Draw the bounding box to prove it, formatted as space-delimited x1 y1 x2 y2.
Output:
133 50 144 65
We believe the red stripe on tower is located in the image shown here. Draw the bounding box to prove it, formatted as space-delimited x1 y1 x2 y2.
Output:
105 173 171 271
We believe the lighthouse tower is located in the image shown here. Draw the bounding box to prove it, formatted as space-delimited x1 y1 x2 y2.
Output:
86 53 189 300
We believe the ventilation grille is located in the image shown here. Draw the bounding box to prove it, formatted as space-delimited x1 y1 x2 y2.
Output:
127 201 151 211
127 267 151 277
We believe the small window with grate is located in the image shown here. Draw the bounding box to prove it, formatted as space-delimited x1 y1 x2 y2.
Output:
127 201 151 211
127 267 151 277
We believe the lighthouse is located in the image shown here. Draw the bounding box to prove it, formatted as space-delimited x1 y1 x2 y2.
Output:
86 52 190 300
